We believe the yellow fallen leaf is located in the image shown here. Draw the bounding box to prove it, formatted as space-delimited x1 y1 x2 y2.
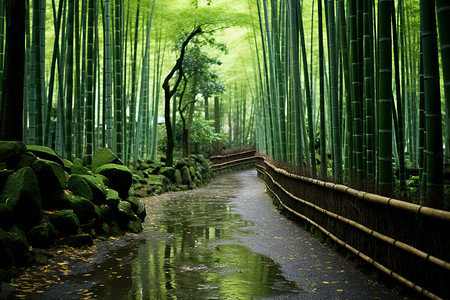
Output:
336 289 344 292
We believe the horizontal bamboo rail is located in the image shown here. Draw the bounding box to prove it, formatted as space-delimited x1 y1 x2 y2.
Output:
211 156 256 171
264 160 450 222
255 157 450 300
209 149 256 160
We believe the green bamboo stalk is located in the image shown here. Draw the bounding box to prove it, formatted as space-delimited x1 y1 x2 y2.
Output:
0 0 5 101
75 0 82 157
391 0 406 189
436 0 450 168
65 0 74 159
298 1 316 175
349 0 363 178
129 0 140 162
338 0 353 181
363 0 375 177
45 0 64 148
318 0 326 176
378 0 393 195
327 0 342 178
85 0 95 166
104 0 113 148
420 0 444 208
114 0 123 159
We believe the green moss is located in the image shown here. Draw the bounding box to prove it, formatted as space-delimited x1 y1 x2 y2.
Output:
26 145 64 167
48 210 81 237
91 148 123 172
68 175 93 201
1 167 43 230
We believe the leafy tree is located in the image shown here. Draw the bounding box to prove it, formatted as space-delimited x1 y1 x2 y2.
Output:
176 34 226 157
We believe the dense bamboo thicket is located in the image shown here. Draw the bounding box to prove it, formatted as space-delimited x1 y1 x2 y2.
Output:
253 0 449 210
0 0 449 209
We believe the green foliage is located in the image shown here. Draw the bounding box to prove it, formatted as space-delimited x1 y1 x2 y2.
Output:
189 113 227 146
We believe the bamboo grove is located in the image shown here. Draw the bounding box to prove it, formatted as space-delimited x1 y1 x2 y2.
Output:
0 1 256 167
252 0 450 209
0 0 449 209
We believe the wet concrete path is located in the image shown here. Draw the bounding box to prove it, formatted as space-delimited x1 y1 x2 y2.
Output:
3 169 405 299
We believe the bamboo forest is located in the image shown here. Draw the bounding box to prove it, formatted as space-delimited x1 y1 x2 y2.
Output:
2 0 447 207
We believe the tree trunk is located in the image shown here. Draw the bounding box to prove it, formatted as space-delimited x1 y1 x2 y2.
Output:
0 0 25 141
163 27 201 166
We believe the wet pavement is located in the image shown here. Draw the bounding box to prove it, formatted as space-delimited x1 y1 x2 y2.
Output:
2 169 408 299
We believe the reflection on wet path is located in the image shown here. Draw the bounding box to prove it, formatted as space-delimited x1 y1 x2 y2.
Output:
89 170 300 299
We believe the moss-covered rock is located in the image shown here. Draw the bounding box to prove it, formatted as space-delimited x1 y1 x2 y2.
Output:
105 188 121 210
159 167 175 179
125 219 143 233
31 159 67 209
59 234 93 248
8 225 31 266
125 196 146 222
0 203 13 230
0 228 13 268
116 201 143 233
61 159 73 172
173 169 182 185
73 158 83 167
175 159 188 169
78 175 107 204
1 167 43 230
181 166 191 185
0 170 14 192
0 141 27 170
95 164 132 198
26 145 64 167
15 152 37 170
48 210 81 237
68 175 93 201
27 223 51 248
66 193 97 224
91 148 123 172
70 165 90 175
97 204 112 222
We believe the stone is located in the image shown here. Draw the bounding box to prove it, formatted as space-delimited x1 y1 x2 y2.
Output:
0 228 13 268
1 167 43 230
78 175 107 204
61 159 73 172
172 169 181 185
159 167 175 179
60 234 93 248
95 164 132 198
0 203 13 230
70 165 90 175
0 170 14 191
181 166 191 185
97 204 112 221
106 188 121 209
0 141 27 169
48 210 81 237
125 196 146 222
72 158 83 167
91 148 123 172
31 159 67 209
27 223 51 248
14 152 37 170
26 145 64 167
66 193 97 224
7 225 30 266
175 159 188 169
68 175 93 201
125 219 143 233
